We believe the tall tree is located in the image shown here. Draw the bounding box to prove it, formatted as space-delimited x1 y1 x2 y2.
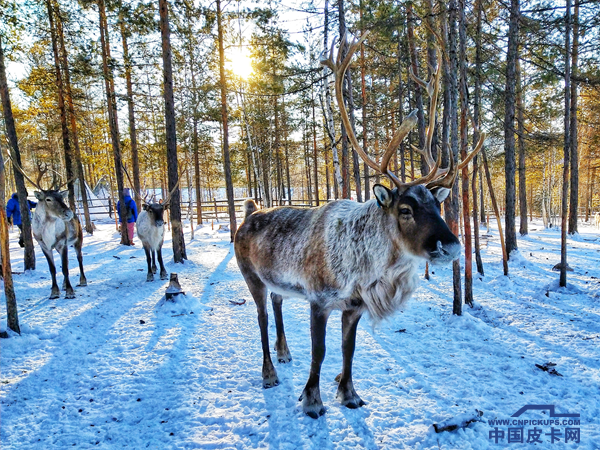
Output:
459 0 472 307
215 0 236 240
0 145 20 335
568 0 579 234
159 0 187 258
504 0 519 257
98 0 129 245
47 0 75 209
54 0 93 234
560 0 572 287
0 36 35 271
516 57 528 236
472 0 484 276
119 12 141 208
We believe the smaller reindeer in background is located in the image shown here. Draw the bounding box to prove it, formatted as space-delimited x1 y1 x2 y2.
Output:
9 156 86 299
135 184 180 282
595 212 600 230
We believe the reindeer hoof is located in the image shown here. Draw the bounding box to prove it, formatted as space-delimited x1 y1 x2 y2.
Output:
152 266 157 274
49 292 60 300
262 377 279 389
65 291 76 299
160 271 168 280
78 279 87 287
300 387 325 418
337 385 366 409
146 274 154 282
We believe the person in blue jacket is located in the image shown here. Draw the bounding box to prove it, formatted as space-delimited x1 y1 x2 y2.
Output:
6 192 37 248
117 188 138 245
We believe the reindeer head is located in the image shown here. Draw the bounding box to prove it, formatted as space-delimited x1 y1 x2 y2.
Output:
142 202 166 227
321 32 485 266
34 190 74 221
373 184 460 265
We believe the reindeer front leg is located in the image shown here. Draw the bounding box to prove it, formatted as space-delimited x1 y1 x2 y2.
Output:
143 245 154 282
271 293 292 363
41 246 60 299
157 247 168 280
336 305 366 409
58 243 75 299
299 302 331 418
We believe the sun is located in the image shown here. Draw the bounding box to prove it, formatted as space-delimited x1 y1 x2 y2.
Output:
229 49 253 80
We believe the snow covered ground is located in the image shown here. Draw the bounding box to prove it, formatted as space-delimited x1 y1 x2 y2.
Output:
1 217 599 449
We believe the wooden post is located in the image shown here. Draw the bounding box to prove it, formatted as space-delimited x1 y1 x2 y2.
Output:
482 148 509 275
214 198 218 222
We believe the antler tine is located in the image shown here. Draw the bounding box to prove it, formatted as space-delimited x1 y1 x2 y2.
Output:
398 139 443 189
55 173 78 191
320 31 381 174
5 150 44 191
427 149 456 190
457 132 486 171
381 109 418 177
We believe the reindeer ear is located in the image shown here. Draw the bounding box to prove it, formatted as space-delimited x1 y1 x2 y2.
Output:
373 184 393 208
34 191 44 200
430 187 451 203
60 190 69 199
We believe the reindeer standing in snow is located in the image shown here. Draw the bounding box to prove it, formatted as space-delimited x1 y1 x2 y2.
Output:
9 158 86 299
234 33 485 418
135 183 180 282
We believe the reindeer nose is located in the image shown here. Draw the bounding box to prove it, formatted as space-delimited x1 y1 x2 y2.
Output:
431 240 461 265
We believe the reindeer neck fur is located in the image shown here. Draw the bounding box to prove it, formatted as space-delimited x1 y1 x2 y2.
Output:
32 200 74 249
320 199 422 319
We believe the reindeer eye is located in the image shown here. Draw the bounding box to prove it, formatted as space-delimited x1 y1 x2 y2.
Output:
399 208 412 215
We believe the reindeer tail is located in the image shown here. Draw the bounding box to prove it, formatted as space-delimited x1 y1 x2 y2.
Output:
243 199 258 219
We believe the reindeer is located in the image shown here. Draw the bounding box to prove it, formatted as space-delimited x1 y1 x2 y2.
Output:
9 157 86 299
135 183 180 282
595 212 600 230
234 33 485 418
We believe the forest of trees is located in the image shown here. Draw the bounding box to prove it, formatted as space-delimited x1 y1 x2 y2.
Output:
1 0 599 319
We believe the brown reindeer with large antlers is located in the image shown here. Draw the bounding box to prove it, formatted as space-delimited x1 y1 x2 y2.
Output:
234 32 484 418
8 155 86 299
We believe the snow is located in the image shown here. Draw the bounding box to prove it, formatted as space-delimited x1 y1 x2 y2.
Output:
1 218 599 449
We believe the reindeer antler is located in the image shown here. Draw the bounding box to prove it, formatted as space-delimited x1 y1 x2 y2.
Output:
321 32 484 193
5 150 44 191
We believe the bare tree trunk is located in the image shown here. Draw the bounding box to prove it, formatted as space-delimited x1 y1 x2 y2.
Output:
0 36 35 271
0 155 20 335
338 0 351 199
311 86 320 205
47 0 75 209
516 57 528 236
504 0 519 256
407 1 426 173
119 17 141 209
444 0 462 315
482 149 509 275
215 0 236 238
323 0 342 198
159 0 187 258
472 0 484 276
459 0 472 307
568 0 579 235
560 0 572 287
55 1 93 234
360 3 370 200
98 0 129 245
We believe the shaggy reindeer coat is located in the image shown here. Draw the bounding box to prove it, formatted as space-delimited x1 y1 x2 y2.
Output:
234 184 461 418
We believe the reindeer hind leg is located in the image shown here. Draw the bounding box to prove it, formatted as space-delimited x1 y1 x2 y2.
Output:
41 246 60 299
57 243 75 299
271 293 292 363
74 239 87 286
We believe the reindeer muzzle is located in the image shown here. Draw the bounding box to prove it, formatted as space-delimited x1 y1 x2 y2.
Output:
429 240 461 265
155 220 164 227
